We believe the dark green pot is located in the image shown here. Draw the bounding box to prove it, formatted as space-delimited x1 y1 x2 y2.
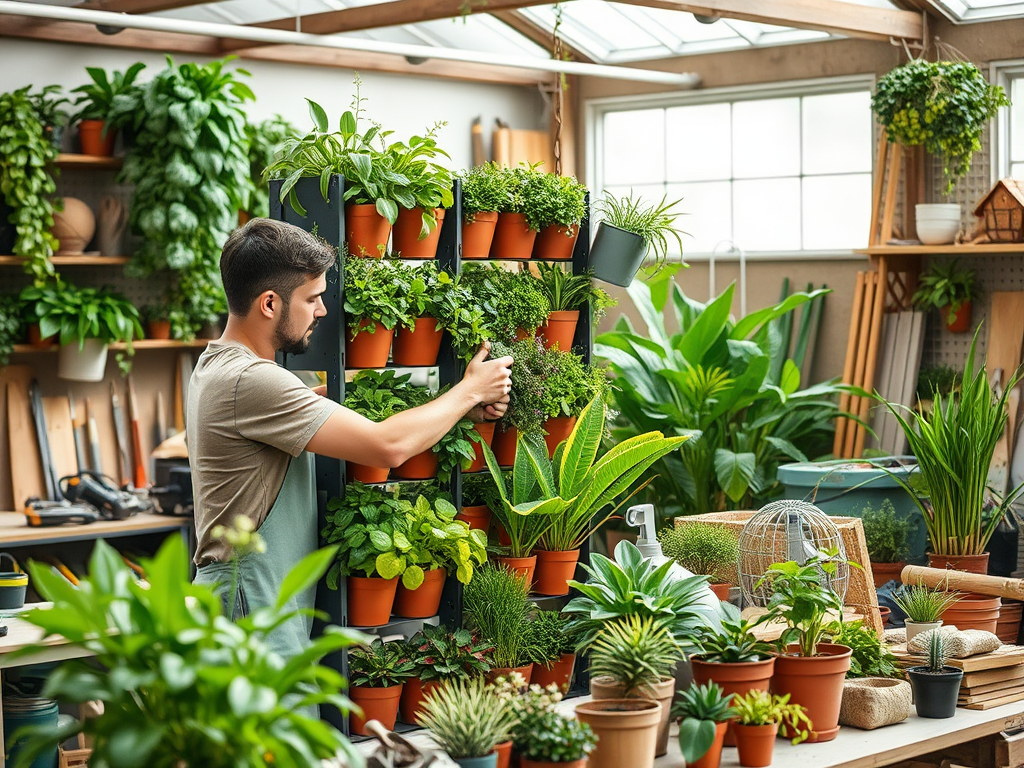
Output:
907 666 962 718
588 221 647 287
454 753 497 768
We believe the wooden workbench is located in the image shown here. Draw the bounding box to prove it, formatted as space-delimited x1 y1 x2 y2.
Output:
0 510 191 547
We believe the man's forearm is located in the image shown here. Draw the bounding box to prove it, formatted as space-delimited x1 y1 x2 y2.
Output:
378 381 481 462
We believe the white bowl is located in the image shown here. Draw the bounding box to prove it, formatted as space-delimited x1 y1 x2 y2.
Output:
917 219 960 245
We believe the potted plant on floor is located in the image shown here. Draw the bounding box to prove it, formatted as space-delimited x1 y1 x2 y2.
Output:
464 564 539 683
659 521 738 600
459 162 517 259
347 638 416 735
588 615 684 757
534 262 615 351
69 63 145 157
343 371 418 482
528 610 579 691
731 690 812 768
893 582 962 642
589 190 686 287
673 682 736 768
530 173 589 261
387 123 454 259
416 676 516 768
906 631 963 718
518 709 596 768
912 260 978 333
861 500 912 587
401 625 495 723
344 252 413 368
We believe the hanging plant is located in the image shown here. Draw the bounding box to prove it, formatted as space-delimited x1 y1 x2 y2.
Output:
244 115 299 218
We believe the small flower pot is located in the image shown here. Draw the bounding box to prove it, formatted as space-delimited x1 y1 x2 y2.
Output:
532 223 579 261
347 461 390 484
532 548 579 596
907 665 964 718
733 722 778 768
486 663 534 685
691 656 775 747
771 643 852 743
393 449 439 480
591 676 675 758
27 323 55 348
905 619 942 644
940 595 1000 634
538 310 580 351
687 721 727 768
346 320 393 368
941 301 973 333
543 416 576 458
391 316 443 366
457 504 492 532
345 202 391 258
575 698 661 768
494 741 513 768
146 319 172 340
467 421 497 472
928 552 989 574
489 212 537 260
78 119 116 157
492 425 518 466
349 683 403 735
871 560 905 588
531 652 576 692
58 339 109 382
588 222 647 288
462 212 499 259
393 566 446 619
997 599 1023 643
453 753 497 768
346 575 398 627
392 206 444 259
399 678 440 724
709 583 731 601
879 606 891 627
495 555 537 585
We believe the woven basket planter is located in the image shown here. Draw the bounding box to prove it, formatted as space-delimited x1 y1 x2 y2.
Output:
838 678 912 730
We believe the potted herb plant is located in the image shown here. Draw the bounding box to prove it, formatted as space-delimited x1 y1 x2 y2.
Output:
673 682 735 768
893 582 961 642
463 263 550 344
140 301 173 341
343 370 416 482
416 677 516 768
530 173 589 261
387 122 454 259
536 346 606 457
534 262 615 352
347 638 415 735
343 252 412 368
459 472 499 532
69 63 145 157
487 337 549 464
490 164 539 259
518 709 596 768
659 521 738 600
862 500 912 586
588 615 683 757
528 610 579 691
392 261 450 366
458 162 515 259
401 625 494 723
757 555 853 743
911 260 978 332
589 191 685 287
730 690 812 768
906 631 963 718
463 564 538 683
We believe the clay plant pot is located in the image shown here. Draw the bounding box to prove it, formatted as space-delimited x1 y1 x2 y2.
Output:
146 319 172 341
687 720 728 768
489 212 537 260
492 425 518 466
907 665 964 718
392 206 445 259
940 595 1000 633
345 202 391 258
486 663 534 685
393 449 439 480
522 759 585 768
346 575 398 627
349 683 403 735
691 656 775 747
928 552 989 574
532 223 579 261
494 741 513 768
531 652 576 692
347 461 390 484
532 549 580 596
462 212 499 259
457 505 492 532
467 421 497 472
495 555 537 585
78 119 116 157
590 676 675 758
543 416 577 458
399 677 440 724
770 643 852 743
391 316 443 366
733 722 779 768
346 320 393 368
393 566 446 619
941 301 972 333
997 599 1023 643
879 606 891 627
538 310 580 351
27 323 55 348
905 619 942 644
52 197 96 255
871 560 905 588
709 583 731 601
574 698 661 768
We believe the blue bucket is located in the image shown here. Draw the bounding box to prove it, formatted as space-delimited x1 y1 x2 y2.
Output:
3 699 59 768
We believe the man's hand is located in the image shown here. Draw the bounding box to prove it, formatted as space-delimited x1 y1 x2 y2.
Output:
469 394 510 423
312 384 328 397
464 342 513 408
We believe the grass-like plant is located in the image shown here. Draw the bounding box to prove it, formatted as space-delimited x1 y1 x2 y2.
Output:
463 564 537 668
535 261 616 320
861 500 911 564
731 690 812 744
416 677 515 759
528 610 578 669
672 682 735 764
659 522 738 582
892 583 961 623
588 615 683 697
594 190 686 276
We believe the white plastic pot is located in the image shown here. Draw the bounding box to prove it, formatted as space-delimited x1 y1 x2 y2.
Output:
58 339 109 382
916 204 961 245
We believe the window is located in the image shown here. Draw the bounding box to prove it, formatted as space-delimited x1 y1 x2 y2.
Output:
995 63 1024 180
587 78 874 256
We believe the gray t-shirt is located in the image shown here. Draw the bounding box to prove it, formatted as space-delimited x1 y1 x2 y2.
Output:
187 340 337 565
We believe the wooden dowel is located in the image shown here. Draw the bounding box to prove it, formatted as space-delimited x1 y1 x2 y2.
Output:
854 259 889 457
900 565 1024 601
835 271 867 457
845 271 877 458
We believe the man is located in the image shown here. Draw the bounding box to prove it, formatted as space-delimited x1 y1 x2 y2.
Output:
188 218 512 661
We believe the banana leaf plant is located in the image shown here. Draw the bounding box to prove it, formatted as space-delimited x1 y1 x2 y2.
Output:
482 395 687 555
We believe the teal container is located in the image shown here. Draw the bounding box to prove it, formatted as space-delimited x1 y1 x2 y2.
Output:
3 699 59 768
454 753 498 768
776 456 926 564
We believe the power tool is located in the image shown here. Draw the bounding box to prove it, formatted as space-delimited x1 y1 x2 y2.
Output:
59 472 152 520
23 499 100 527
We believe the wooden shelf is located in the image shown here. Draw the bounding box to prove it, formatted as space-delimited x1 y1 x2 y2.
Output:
55 153 123 170
0 255 129 266
0 511 191 547
856 243 1024 256
12 340 210 353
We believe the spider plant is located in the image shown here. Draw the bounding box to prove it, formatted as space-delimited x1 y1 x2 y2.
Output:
594 190 686 275
892 583 961 623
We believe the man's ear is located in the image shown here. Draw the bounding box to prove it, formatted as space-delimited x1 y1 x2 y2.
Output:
256 290 277 320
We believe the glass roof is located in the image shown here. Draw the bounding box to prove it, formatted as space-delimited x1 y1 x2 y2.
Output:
928 0 1024 22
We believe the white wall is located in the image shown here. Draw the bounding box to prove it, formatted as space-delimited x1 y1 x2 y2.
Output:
0 39 547 169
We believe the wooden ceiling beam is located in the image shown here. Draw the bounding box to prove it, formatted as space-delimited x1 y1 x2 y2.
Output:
490 9 595 63
74 0 219 13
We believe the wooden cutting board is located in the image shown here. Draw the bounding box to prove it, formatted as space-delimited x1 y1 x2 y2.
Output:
5 372 45 509
42 396 79 482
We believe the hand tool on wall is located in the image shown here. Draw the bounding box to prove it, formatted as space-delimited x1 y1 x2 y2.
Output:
156 391 167 446
29 380 61 501
111 382 132 488
86 397 103 475
68 392 88 472
6 369 47 509
127 375 147 488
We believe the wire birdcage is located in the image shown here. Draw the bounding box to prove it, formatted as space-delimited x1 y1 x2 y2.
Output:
738 500 848 607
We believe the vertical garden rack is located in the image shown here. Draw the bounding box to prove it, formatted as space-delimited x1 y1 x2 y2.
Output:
270 175 594 734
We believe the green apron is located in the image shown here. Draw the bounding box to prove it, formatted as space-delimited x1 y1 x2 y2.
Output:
194 451 319 662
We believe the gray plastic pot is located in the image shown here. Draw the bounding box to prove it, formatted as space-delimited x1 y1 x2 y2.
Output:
588 222 647 287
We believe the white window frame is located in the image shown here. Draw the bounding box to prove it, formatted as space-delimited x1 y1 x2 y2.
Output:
584 74 876 261
992 59 1024 182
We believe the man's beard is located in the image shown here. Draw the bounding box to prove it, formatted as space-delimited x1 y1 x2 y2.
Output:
274 303 318 355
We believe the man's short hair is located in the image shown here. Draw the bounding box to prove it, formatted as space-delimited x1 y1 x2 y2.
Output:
220 218 337 316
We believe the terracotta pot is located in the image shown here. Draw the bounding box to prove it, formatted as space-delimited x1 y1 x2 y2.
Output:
347 461 389 484
345 202 391 258
495 741 513 768
346 320 393 368
52 197 96 255
467 421 497 472
941 301 972 333
532 549 580 596
532 223 579 261
928 552 989 574
146 319 171 340
538 310 580 351
399 678 440 724
393 567 446 619
522 759 585 768
575 699 661 768
393 449 439 480
490 212 537 260
349 683 403 735
498 525 512 547
486 663 534 685
687 721 728 768
591 676 675 758
346 575 398 627
492 425 518 466
879 606 891 627
496 555 537 585
997 599 1023 643
462 212 499 259
78 119 116 157
770 643 852 743
709 583 731 601
457 505 492 532
733 722 779 768
531 652 575 692
392 316 443 366
27 323 55 348
940 596 1000 633
543 416 577 458
393 206 444 259
871 560 905 588
691 656 775 747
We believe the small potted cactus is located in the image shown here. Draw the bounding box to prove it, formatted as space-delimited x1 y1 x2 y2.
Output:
906 631 963 719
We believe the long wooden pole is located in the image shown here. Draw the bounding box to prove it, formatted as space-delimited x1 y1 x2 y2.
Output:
853 259 888 457
901 565 1024 602
835 271 867 457
844 271 877 458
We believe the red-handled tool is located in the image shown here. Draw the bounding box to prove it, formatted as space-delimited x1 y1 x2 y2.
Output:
127 375 147 488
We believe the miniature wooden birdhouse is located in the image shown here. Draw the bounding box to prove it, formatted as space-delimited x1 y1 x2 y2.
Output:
973 178 1024 243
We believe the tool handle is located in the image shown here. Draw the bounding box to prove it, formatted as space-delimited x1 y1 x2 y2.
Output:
131 420 147 488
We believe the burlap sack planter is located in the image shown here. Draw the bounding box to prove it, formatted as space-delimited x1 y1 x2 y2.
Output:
838 678 912 730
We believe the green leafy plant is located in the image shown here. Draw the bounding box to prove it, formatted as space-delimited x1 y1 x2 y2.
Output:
731 689 812 744
861 500 911 564
528 610 578 669
912 260 978 324
872 59 1009 192
344 253 413 337
892 582 961 622
0 294 22 366
0 86 61 283
385 122 454 239
659 522 738 582
672 682 735 765
416 677 516 759
824 620 902 679
402 261 488 360
458 162 518 220
758 555 848 657
589 615 683 696
538 346 607 422
528 171 588 231
321 481 411 587
461 263 550 341
432 416 482 483
244 115 299 218
535 261 615 321
393 495 487 589
347 638 416 688
344 369 420 422
27 85 70 144
916 364 961 402
696 602 774 664
15 537 365 768
926 629 948 672
405 625 494 682
595 190 687 276
463 564 537 668
517 709 597 764
69 63 146 126
489 337 550 439
462 471 502 509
